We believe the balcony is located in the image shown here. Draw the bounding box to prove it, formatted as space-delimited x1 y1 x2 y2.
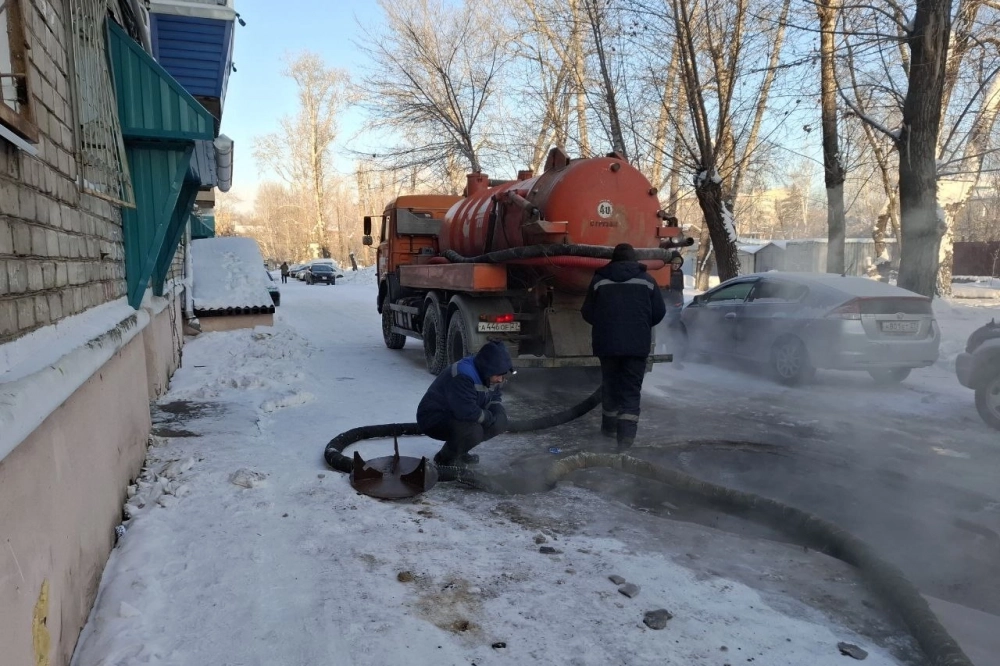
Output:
148 0 237 127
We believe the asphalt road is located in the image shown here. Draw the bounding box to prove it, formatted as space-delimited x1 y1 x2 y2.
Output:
501 357 1000 619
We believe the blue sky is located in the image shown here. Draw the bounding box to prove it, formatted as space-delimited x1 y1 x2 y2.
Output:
220 0 384 206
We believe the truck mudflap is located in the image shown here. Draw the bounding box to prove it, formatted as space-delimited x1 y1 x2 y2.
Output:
513 354 673 369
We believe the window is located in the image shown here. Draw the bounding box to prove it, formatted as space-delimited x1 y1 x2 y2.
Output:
0 0 38 142
69 0 134 205
747 280 808 303
705 281 756 304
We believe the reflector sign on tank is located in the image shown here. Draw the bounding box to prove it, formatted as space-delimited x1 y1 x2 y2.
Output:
350 437 438 499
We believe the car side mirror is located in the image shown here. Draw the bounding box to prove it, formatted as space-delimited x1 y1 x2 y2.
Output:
362 235 373 246
691 295 702 305
363 216 372 236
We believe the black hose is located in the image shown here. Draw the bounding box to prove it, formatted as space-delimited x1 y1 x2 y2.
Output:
442 242 690 265
321 387 972 666
322 387 602 488
543 453 970 666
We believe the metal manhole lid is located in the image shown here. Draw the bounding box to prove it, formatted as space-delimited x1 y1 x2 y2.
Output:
350 437 438 499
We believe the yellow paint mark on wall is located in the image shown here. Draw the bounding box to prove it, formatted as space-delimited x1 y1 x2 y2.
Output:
32 579 50 666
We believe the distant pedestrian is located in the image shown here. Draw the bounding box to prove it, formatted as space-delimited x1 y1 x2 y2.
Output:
280 261 289 284
581 243 666 451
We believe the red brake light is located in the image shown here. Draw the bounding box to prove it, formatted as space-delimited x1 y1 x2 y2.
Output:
480 313 515 323
827 299 861 320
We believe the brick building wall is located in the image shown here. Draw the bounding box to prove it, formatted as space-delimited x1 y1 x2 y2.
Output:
0 0 127 345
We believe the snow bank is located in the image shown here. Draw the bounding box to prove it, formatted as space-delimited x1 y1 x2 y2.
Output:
191 237 274 311
0 298 149 462
338 264 376 285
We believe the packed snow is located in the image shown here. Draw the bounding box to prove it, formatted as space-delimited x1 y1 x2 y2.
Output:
67 278 932 666
0 297 150 462
192 237 274 310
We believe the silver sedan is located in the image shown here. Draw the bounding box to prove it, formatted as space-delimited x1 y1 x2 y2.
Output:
680 272 941 385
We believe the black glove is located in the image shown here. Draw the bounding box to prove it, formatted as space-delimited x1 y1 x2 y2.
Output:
487 403 508 430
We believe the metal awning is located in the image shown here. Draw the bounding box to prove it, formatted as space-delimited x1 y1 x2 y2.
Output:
107 19 216 308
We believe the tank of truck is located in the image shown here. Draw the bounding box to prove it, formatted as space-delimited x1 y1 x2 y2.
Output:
438 156 668 293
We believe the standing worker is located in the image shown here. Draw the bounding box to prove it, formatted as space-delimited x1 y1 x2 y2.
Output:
280 261 289 284
581 243 666 451
417 340 514 466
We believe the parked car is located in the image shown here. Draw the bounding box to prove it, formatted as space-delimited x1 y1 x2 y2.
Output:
264 270 280 306
288 263 307 279
680 272 940 385
956 319 1000 430
304 263 343 285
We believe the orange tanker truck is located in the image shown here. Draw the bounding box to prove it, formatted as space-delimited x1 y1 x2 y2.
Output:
361 148 693 374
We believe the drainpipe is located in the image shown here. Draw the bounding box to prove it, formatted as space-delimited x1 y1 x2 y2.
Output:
184 220 196 322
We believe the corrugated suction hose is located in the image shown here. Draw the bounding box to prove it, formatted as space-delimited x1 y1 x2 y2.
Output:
322 386 971 666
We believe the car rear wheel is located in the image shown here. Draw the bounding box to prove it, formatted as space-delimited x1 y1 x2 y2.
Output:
868 368 911 385
974 372 1000 430
770 336 811 386
382 306 406 350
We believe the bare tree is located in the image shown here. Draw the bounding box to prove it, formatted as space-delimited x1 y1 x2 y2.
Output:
649 0 792 284
838 0 1000 296
254 52 351 259
583 0 630 159
357 0 507 177
818 0 847 273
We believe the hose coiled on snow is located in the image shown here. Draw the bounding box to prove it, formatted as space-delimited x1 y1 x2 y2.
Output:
322 387 602 490
321 387 972 666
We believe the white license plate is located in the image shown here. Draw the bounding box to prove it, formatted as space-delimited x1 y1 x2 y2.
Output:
881 321 919 333
477 322 521 333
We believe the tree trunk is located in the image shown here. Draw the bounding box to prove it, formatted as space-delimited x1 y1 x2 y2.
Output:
696 177 741 282
585 0 628 160
571 0 590 155
818 0 846 274
895 0 953 297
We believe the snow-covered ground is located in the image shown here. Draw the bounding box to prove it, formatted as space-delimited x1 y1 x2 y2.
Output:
69 277 928 666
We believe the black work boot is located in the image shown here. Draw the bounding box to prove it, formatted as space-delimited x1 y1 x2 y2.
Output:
458 453 480 465
616 418 638 452
601 414 618 438
616 437 634 453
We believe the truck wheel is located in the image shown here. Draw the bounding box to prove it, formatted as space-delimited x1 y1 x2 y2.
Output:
422 304 448 375
975 373 1000 430
447 312 472 364
382 306 406 350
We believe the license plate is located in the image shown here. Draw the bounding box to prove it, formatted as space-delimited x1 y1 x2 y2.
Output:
477 322 521 333
881 321 919 333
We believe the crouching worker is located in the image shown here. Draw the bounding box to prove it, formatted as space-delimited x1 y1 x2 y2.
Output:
417 340 515 466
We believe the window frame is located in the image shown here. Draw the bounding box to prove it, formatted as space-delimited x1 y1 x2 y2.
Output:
746 279 809 304
0 0 39 143
704 280 757 304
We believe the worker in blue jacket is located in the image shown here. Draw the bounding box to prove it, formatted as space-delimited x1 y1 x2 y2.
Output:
581 243 666 451
417 340 514 466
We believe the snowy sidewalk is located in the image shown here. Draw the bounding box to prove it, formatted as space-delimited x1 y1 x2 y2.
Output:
71 277 912 666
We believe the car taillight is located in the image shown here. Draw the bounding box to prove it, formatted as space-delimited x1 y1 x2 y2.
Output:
480 313 515 323
827 299 861 320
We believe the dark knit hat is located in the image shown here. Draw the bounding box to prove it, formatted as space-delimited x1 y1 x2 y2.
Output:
611 243 637 262
474 340 514 378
